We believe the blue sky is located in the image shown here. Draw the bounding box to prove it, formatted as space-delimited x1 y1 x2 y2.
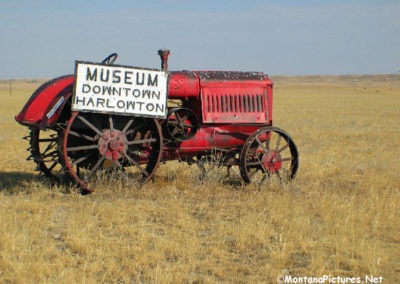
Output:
1 0 399 78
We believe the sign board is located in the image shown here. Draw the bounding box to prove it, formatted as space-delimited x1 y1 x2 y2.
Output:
72 62 169 119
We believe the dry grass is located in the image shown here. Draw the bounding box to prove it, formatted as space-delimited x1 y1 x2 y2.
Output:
0 75 399 283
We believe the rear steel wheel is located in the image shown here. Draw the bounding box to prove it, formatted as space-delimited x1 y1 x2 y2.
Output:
240 127 298 185
28 127 64 183
26 97 72 184
61 112 162 193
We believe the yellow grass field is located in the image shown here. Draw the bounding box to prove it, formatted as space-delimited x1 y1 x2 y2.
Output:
0 75 399 283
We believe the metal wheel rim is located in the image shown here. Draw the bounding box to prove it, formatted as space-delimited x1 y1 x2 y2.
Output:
240 127 299 185
62 112 162 192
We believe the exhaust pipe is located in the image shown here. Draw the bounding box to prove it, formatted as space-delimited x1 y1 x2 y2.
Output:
158 48 170 71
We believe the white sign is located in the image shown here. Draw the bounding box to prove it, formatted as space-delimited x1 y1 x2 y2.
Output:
72 62 169 119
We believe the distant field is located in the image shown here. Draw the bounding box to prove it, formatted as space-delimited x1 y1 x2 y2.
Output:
0 75 399 283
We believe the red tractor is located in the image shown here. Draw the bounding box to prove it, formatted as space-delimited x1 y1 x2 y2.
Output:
16 49 298 194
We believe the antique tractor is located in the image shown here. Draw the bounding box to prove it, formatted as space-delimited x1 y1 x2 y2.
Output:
15 49 299 194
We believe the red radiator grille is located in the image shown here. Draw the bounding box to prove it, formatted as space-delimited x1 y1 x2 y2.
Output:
205 93 265 113
201 90 268 123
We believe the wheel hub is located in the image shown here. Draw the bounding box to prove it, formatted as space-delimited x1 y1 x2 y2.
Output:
98 129 128 161
262 151 282 173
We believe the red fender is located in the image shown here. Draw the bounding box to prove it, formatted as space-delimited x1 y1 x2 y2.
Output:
15 75 75 129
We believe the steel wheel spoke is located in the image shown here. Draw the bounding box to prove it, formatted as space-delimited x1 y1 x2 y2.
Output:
276 171 283 182
86 156 106 180
175 112 182 123
278 143 289 153
246 160 262 167
168 120 179 126
71 151 96 166
257 157 269 174
109 115 114 133
42 142 56 154
247 168 259 179
255 137 269 154
171 127 180 136
123 153 149 176
125 123 144 136
68 130 97 142
39 154 58 163
67 144 98 151
122 119 134 133
77 115 103 136
275 135 282 151
47 162 58 172
181 114 189 122
260 174 269 183
127 138 156 145
42 149 58 158
129 150 148 159
114 160 124 171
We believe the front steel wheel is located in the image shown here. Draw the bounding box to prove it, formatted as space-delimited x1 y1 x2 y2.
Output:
240 127 298 185
61 112 162 193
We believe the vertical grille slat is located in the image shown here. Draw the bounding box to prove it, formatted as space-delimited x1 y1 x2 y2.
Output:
218 95 222 113
257 95 262 112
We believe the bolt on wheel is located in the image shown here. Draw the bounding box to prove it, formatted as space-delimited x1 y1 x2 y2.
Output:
240 127 299 185
61 112 162 193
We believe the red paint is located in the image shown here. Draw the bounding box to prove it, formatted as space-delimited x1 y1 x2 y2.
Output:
15 75 74 128
168 71 200 98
